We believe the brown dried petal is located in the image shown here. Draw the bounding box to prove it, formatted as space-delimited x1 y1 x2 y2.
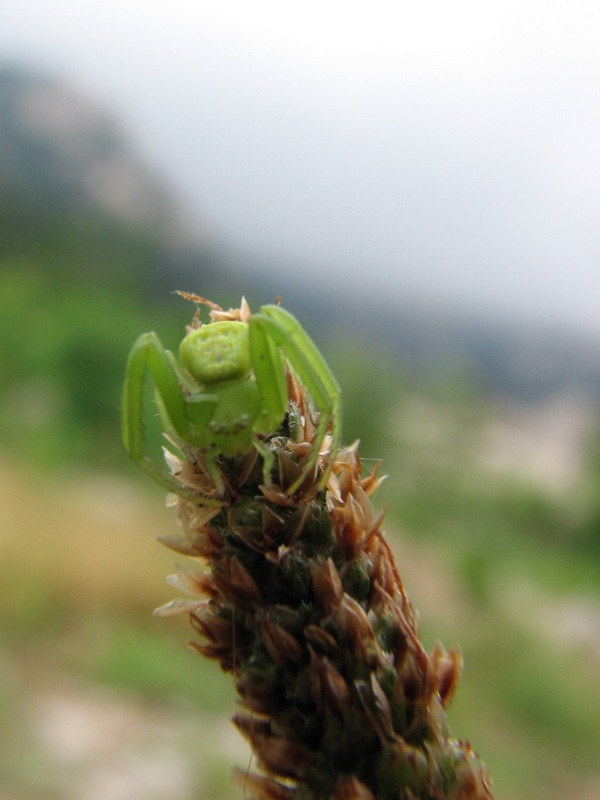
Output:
336 595 378 664
152 597 204 617
233 714 320 781
375 583 427 674
165 566 215 598
227 557 263 603
228 503 271 552
233 713 272 739
187 639 232 661
452 742 495 799
175 290 223 313
232 768 295 800
262 615 304 667
257 504 312 551
164 448 221 496
189 606 235 645
186 504 223 531
309 648 351 716
370 538 404 599
277 445 318 497
236 675 282 715
260 483 297 507
332 775 375 800
329 443 360 499
355 674 396 744
310 558 343 612
286 441 313 458
432 642 463 709
360 460 387 497
331 491 384 559
276 444 303 489
157 532 215 558
303 623 339 655
326 470 343 504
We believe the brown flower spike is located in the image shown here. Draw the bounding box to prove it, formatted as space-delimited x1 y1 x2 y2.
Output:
131 296 494 799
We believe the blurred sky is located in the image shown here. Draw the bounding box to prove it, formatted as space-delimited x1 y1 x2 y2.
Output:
1 1 600 335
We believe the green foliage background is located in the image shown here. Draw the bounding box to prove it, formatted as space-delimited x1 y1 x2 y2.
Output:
1 160 600 798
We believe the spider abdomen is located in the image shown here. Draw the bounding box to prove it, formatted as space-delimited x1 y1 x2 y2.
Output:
180 322 251 385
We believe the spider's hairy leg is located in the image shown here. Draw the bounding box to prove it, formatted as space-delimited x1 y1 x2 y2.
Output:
246 319 288 487
191 447 228 497
122 332 196 494
248 317 289 426
251 306 341 493
253 437 276 491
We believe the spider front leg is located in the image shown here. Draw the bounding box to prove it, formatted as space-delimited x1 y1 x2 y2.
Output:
250 306 341 494
122 331 220 498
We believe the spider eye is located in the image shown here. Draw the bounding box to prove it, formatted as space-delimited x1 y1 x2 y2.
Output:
179 321 251 384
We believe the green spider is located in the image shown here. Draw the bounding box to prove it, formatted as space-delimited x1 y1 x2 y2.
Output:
122 294 341 498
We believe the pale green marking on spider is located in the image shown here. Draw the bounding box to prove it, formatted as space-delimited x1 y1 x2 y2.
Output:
179 321 251 384
121 299 341 499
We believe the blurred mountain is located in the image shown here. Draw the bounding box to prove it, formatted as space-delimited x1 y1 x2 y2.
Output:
323 290 600 401
0 63 232 296
0 64 173 227
1 61 600 421
0 63 240 470
242 254 600 402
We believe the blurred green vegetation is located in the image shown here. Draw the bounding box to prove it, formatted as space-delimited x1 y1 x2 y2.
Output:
1 192 600 800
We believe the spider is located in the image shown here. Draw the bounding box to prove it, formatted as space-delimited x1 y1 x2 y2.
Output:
122 294 341 498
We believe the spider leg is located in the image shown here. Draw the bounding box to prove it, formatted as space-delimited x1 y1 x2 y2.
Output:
254 437 276 491
251 306 341 494
248 318 289 425
191 447 227 497
122 331 221 503
247 318 288 486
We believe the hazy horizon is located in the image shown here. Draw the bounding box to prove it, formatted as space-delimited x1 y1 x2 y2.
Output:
1 1 599 337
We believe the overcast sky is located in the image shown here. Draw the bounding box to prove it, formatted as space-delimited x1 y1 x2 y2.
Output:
2 1 600 335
